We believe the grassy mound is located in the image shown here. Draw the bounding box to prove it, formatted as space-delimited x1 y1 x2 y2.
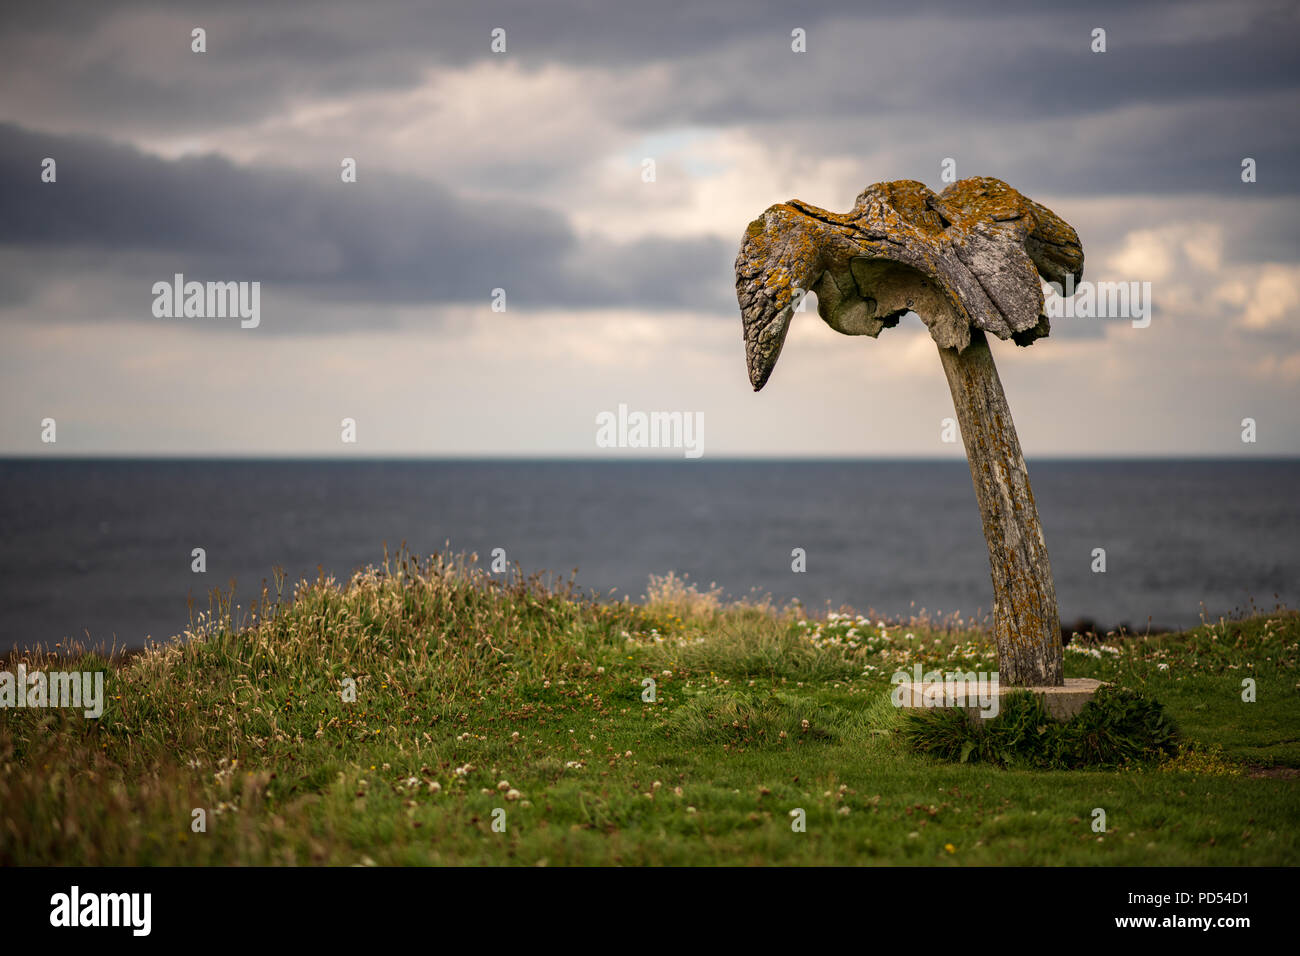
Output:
1 550 1296 865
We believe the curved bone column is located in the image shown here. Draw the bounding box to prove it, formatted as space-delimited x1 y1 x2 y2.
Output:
735 177 1083 686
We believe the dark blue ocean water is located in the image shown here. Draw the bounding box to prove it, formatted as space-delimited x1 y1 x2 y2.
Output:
0 459 1296 651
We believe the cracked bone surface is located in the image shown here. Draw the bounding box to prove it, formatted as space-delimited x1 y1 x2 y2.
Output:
734 177 1084 686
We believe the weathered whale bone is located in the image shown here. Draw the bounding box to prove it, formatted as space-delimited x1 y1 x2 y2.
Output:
735 177 1084 686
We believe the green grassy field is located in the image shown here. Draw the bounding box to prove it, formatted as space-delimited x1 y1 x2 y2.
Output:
2 551 1296 865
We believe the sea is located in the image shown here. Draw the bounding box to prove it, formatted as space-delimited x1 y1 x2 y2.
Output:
1 458 1296 652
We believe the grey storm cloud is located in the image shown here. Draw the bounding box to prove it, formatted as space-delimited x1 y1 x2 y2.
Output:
1 0 1297 332
5 1 1298 136
614 15 1300 199
0 123 735 320
2 1 1297 200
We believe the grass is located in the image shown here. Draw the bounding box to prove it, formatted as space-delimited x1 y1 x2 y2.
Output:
1 549 1297 865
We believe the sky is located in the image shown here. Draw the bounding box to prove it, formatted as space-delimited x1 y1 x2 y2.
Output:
1 0 1297 458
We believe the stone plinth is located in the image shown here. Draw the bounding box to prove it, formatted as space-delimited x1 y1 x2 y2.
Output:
894 678 1106 721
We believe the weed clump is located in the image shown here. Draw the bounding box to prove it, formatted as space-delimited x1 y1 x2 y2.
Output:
901 686 1179 769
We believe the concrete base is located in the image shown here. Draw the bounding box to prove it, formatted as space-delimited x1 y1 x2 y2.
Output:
895 678 1106 721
